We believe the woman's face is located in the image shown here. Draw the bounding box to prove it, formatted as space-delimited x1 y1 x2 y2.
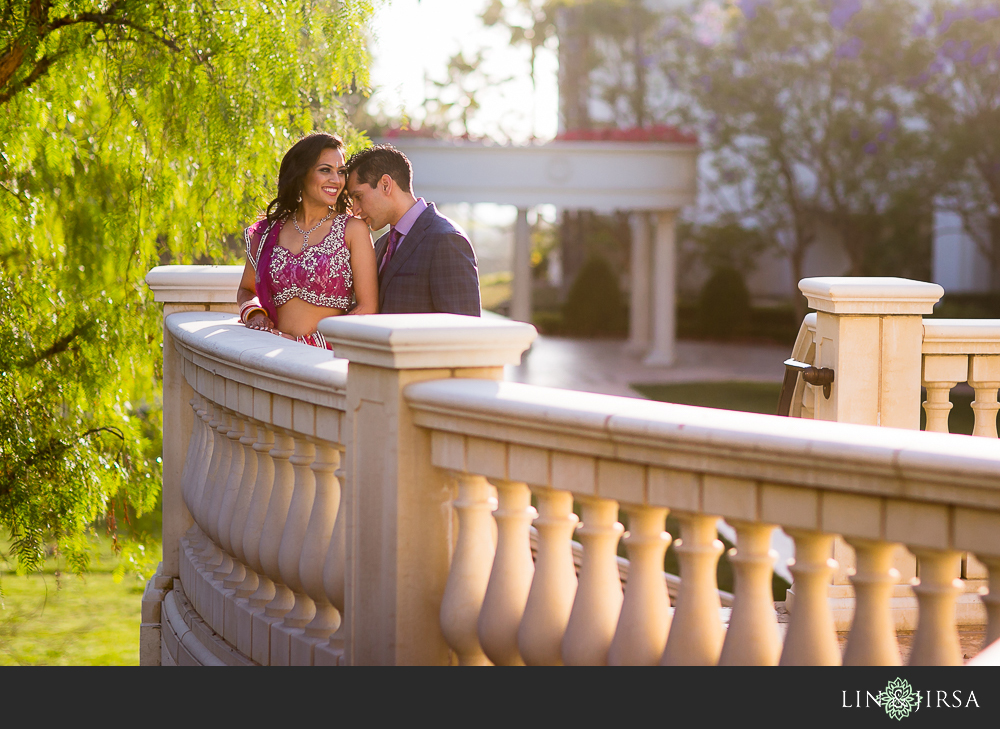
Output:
300 147 347 209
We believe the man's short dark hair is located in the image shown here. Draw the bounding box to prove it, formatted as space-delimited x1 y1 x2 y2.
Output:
346 144 413 193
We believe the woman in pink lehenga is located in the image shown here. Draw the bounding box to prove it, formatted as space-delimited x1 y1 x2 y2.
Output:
237 133 378 348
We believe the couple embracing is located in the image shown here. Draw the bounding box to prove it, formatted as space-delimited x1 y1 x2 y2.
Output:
237 134 481 349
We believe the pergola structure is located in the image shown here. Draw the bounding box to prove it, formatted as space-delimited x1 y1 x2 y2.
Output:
376 137 698 366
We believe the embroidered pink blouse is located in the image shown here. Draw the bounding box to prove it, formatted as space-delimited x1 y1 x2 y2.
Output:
245 214 353 312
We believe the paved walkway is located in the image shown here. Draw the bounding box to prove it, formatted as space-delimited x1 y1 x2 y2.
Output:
506 335 790 398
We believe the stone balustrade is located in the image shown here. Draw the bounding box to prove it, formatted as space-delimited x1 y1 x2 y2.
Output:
142 266 1000 665
407 379 1000 666
787 278 1000 631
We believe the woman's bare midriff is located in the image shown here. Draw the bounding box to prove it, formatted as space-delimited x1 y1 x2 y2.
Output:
275 298 346 336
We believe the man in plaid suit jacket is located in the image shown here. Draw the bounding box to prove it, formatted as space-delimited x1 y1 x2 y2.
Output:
345 144 481 317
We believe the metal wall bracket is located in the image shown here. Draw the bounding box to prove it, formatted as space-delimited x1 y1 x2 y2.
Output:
777 359 835 416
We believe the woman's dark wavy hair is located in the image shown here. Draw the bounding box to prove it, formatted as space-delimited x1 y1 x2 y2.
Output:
265 133 349 223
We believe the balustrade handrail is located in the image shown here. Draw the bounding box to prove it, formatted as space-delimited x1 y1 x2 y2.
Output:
923 319 1000 355
405 378 1000 516
168 311 348 407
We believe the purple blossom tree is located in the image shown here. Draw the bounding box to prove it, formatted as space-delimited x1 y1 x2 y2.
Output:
661 0 933 317
913 1 1000 285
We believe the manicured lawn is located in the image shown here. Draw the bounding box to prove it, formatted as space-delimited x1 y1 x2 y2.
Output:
480 271 512 313
633 381 980 436
632 380 784 415
0 536 155 666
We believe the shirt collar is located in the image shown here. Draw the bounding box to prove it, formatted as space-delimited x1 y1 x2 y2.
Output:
393 198 428 237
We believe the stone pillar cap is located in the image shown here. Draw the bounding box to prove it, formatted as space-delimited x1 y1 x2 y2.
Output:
319 313 537 369
146 265 243 303
799 277 943 315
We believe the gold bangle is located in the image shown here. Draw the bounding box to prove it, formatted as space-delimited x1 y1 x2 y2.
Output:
241 306 267 325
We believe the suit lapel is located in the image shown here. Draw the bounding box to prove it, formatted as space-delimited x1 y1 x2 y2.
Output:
379 204 437 288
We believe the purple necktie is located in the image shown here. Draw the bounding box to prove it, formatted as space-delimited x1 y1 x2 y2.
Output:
379 228 402 274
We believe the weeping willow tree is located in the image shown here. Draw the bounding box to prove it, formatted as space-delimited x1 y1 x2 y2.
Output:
0 0 375 575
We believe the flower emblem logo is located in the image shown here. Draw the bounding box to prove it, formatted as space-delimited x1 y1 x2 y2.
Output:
877 678 919 720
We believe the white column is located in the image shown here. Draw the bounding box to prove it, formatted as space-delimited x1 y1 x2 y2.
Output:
511 207 532 324
643 210 677 367
627 212 651 355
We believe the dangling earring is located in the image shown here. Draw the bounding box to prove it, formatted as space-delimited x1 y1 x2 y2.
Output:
297 192 302 203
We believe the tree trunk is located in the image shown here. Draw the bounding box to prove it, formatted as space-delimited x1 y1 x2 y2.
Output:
556 5 591 132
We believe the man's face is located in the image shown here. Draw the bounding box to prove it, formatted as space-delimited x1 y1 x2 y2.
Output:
347 171 391 231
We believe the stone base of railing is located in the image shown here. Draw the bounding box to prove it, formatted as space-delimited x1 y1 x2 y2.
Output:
142 561 258 666
163 581 256 666
786 584 988 632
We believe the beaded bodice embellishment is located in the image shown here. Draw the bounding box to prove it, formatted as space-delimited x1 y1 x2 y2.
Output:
269 213 353 310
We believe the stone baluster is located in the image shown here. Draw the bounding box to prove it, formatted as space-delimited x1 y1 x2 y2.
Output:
969 355 1000 438
478 480 536 666
842 538 901 666
181 394 211 600
908 549 963 666
921 354 966 434
440 474 497 666
978 556 1000 650
207 412 246 633
292 443 342 665
251 430 297 665
196 406 232 586
188 396 215 532
193 402 225 565
222 418 258 646
517 488 578 666
195 408 235 630
719 521 781 666
662 512 724 666
180 395 203 517
195 402 224 536
607 506 671 666
270 435 318 666
315 460 348 666
213 412 246 579
780 530 840 665
191 402 227 617
562 497 624 666
204 410 237 566
236 423 275 658
225 418 259 582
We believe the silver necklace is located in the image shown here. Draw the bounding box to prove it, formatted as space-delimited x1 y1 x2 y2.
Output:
293 206 334 246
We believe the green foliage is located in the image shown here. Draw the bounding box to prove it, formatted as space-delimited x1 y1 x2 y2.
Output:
561 255 628 336
698 266 751 340
912 2 1000 278
663 0 933 286
690 221 771 275
0 0 375 573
